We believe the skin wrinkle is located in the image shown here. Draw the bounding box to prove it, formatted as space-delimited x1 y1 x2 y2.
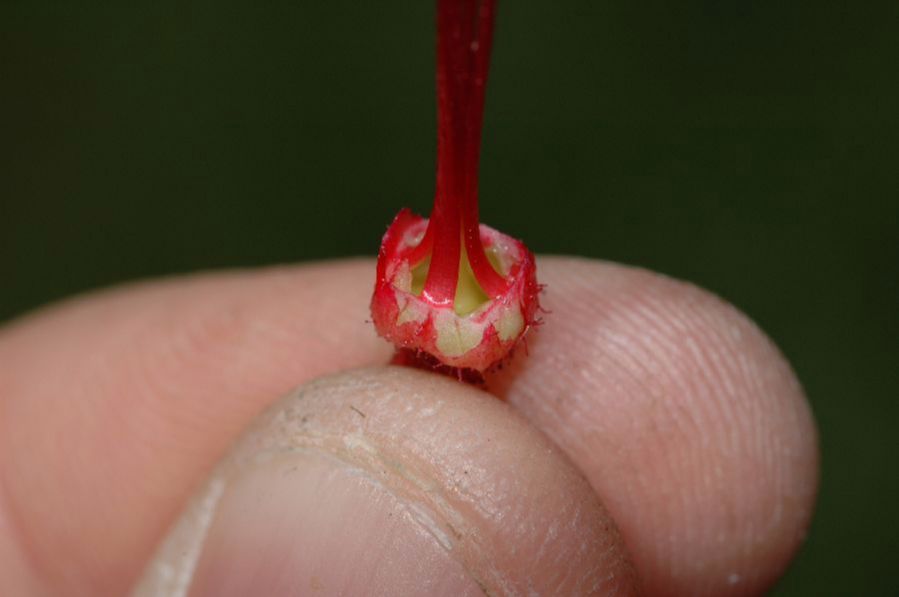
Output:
665 313 754 578
599 297 689 424
685 313 748 435
556 327 676 577
590 292 710 514
693 301 807 568
672 330 744 567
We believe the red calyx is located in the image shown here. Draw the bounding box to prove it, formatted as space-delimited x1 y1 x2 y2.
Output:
370 0 541 374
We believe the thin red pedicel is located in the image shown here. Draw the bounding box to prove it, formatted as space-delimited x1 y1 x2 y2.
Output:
370 0 540 375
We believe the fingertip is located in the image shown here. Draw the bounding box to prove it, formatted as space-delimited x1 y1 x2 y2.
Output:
135 367 638 596
493 257 819 596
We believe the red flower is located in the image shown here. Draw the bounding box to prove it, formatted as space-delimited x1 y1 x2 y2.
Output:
371 0 541 374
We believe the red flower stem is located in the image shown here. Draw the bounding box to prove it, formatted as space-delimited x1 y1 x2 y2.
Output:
421 0 507 306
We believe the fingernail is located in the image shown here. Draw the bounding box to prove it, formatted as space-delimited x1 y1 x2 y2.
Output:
190 450 483 596
133 367 635 596
134 379 484 597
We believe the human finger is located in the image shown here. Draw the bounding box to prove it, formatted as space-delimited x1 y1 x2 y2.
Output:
488 257 819 596
134 367 636 596
0 260 390 596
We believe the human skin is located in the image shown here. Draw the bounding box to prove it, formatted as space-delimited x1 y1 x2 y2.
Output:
0 257 818 596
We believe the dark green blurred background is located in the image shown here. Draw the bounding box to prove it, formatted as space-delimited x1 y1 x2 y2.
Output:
2 2 896 594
